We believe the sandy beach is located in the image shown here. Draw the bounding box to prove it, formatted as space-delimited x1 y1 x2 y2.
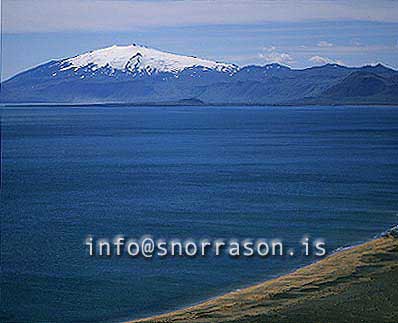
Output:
128 228 398 323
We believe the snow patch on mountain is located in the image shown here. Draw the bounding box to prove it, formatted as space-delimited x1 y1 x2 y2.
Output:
59 44 238 75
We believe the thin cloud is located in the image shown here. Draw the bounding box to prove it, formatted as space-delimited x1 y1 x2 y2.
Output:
317 41 334 47
291 44 396 54
309 55 344 65
3 0 398 33
260 48 294 66
263 46 277 52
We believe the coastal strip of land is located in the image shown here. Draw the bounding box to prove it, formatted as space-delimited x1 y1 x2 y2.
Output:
126 228 398 323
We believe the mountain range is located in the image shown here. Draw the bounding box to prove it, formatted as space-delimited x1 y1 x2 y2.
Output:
1 44 398 105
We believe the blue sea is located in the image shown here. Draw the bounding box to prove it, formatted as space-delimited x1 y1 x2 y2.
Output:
1 105 398 323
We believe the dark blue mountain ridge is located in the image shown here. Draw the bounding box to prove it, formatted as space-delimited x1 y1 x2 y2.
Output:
1 44 397 105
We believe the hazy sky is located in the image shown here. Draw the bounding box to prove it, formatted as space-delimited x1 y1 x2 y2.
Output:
2 0 398 80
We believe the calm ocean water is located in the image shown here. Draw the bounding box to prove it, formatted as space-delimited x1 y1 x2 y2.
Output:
1 105 398 323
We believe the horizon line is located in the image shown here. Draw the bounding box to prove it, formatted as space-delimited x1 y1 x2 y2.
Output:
3 43 398 82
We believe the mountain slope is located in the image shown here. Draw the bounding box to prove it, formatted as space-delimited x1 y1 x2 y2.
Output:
297 70 398 105
1 45 397 105
323 71 397 98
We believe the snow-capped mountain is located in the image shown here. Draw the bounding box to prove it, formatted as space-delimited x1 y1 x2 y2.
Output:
59 44 238 77
1 44 397 105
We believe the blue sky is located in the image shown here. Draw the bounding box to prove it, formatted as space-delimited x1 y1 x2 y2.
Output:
2 0 398 80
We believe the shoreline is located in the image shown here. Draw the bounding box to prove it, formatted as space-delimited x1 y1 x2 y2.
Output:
125 227 398 323
2 103 398 109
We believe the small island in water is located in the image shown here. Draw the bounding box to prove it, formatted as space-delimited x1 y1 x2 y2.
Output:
1 44 398 106
2 1 398 323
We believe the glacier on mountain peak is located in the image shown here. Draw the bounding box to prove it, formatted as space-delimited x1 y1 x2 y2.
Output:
59 44 238 75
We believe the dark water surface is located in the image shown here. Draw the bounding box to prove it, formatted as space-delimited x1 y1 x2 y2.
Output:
1 106 398 323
